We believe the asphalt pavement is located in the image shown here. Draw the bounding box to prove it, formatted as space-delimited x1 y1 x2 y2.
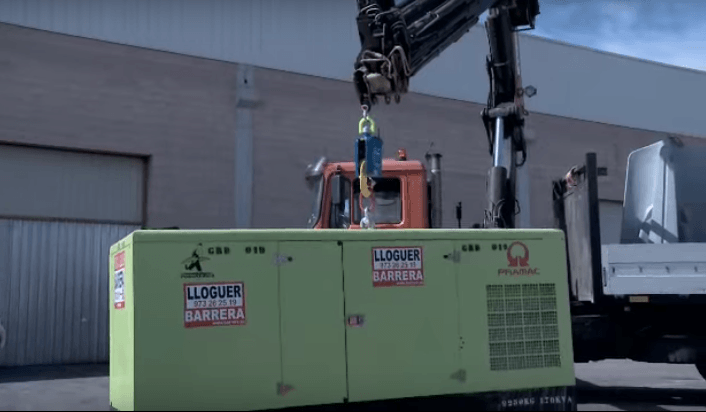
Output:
575 360 706 411
0 364 108 411
0 360 705 411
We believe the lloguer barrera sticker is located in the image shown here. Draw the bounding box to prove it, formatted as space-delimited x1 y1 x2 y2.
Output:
184 282 246 328
372 246 424 287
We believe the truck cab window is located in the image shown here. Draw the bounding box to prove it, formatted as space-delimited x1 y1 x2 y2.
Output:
353 178 402 224
329 176 352 229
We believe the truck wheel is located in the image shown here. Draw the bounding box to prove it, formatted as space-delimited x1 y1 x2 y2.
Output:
697 363 706 380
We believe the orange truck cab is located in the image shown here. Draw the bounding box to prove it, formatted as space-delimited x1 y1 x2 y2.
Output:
305 149 443 230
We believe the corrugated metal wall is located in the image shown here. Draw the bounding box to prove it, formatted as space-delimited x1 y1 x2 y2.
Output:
0 219 138 367
0 0 705 138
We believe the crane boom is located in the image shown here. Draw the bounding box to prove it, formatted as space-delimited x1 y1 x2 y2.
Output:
353 0 540 228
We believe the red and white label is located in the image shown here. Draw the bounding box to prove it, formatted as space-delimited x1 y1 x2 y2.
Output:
184 282 246 328
114 251 126 310
372 247 424 287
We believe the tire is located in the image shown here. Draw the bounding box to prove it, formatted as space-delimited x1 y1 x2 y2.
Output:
696 363 706 380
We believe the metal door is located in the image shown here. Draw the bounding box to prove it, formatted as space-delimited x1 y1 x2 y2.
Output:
277 241 348 408
343 240 462 403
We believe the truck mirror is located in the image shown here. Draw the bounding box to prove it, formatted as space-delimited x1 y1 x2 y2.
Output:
305 156 327 190
331 175 344 205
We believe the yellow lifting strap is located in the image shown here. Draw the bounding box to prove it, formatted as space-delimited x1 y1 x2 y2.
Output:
358 111 375 199
359 161 372 198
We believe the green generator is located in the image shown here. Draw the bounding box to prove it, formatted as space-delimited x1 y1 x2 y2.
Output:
109 229 576 411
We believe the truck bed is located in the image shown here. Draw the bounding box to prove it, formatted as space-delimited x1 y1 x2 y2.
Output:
602 243 706 296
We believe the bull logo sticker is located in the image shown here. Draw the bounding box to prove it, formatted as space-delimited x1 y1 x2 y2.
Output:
183 243 209 271
498 241 540 277
181 243 215 279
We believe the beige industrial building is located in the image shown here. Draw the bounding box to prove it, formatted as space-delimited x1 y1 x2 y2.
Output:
0 0 705 367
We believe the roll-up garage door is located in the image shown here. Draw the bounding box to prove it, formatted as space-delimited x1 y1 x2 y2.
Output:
0 144 145 366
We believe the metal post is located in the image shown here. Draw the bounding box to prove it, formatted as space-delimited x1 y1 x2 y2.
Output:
428 153 443 228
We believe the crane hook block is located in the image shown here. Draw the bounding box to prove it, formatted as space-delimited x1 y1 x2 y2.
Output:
355 117 383 179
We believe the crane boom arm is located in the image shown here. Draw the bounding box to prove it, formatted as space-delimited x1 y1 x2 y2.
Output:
353 0 540 228
353 0 538 108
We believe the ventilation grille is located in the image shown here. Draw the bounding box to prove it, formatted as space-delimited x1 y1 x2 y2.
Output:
487 284 561 371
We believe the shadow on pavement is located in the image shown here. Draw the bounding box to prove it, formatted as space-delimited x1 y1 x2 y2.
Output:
577 378 706 409
0 363 108 384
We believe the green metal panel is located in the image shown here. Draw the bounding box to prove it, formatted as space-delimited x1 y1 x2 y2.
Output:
133 241 283 411
109 236 135 412
343 240 462 402
277 241 347 408
456 236 576 393
109 229 575 410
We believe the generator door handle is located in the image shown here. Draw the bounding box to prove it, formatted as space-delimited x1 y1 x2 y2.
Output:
347 315 365 327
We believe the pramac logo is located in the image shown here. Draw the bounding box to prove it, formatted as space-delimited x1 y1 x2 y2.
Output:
507 241 530 267
498 241 540 277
